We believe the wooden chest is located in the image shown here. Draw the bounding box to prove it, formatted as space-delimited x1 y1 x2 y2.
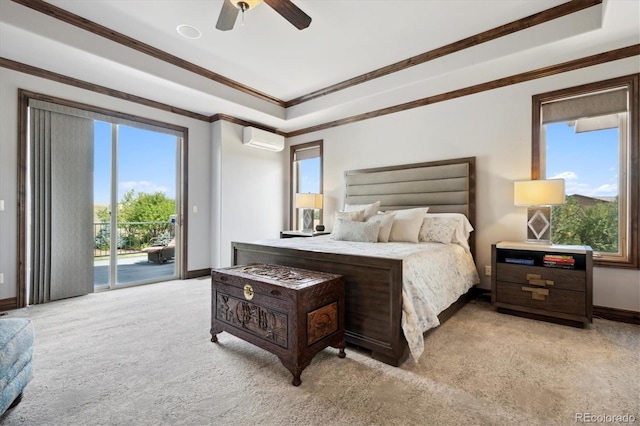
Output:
210 264 346 386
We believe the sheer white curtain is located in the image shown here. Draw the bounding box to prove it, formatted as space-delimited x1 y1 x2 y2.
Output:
29 108 94 304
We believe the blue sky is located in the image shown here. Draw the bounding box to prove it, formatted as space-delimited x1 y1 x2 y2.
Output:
545 123 618 198
298 157 320 193
94 121 177 205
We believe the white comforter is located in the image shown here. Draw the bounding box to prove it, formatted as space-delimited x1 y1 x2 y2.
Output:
252 236 480 361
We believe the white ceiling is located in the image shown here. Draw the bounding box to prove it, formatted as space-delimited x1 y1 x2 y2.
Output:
1 0 638 132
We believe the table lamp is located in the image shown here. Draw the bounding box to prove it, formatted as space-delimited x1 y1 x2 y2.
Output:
295 193 323 233
514 179 565 244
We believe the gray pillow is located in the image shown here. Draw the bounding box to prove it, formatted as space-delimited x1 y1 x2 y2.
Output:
418 213 474 250
418 216 458 244
334 210 365 222
330 210 364 238
332 219 381 243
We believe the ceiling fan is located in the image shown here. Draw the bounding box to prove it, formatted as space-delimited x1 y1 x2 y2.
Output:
216 0 312 31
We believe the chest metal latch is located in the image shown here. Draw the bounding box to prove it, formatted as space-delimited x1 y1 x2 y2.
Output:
243 284 254 300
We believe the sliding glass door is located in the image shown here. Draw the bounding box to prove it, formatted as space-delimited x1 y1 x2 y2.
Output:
93 122 180 290
23 92 186 306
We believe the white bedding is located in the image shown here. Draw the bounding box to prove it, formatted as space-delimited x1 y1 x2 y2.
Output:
252 235 480 361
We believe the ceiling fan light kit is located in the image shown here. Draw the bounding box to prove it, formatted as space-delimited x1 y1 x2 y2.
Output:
216 0 312 31
233 0 263 12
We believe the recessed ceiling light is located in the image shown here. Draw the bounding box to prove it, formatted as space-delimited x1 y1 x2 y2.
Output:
177 24 202 39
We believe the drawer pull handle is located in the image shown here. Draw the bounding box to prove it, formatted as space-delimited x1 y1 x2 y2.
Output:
243 284 254 300
522 286 549 300
526 273 553 286
271 290 281 296
528 278 554 286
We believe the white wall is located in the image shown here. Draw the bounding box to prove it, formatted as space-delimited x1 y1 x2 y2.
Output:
0 68 213 300
214 120 287 268
288 59 640 312
2 60 638 312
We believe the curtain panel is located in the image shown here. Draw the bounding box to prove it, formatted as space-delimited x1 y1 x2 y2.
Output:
29 108 94 304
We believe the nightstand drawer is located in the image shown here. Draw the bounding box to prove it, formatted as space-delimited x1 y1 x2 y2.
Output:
495 281 586 317
496 263 585 292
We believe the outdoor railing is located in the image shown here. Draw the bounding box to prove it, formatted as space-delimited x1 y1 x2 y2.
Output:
94 221 174 258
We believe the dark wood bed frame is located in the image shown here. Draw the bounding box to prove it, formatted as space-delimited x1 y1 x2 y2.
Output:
232 157 476 366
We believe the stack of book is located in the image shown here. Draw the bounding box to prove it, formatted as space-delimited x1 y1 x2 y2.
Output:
543 254 575 269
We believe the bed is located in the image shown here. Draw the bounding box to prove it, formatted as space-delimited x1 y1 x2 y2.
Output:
232 157 479 366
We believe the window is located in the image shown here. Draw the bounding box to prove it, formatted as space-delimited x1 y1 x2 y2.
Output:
532 74 639 268
290 141 323 230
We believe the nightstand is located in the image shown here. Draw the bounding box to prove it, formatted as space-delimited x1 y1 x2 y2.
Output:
280 230 331 238
491 241 593 328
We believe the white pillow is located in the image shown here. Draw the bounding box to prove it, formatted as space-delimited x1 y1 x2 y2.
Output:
331 219 381 243
366 212 396 242
419 213 474 250
344 201 380 221
387 207 429 243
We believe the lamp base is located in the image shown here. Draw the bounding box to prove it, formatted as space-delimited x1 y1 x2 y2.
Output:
525 206 551 244
301 208 314 233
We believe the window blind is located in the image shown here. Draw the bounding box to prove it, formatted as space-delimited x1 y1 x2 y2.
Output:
541 88 628 124
29 99 184 138
293 145 320 162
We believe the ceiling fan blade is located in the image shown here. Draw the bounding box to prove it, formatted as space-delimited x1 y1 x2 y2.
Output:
263 0 312 30
216 0 239 31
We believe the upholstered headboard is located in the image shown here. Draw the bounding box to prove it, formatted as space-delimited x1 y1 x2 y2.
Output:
344 157 476 254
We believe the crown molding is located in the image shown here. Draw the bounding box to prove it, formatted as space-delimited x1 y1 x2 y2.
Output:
0 57 211 122
284 0 602 107
286 44 640 137
10 0 284 107
10 0 601 109
3 45 637 136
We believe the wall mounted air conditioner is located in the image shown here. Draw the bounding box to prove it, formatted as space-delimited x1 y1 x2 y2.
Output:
242 127 285 152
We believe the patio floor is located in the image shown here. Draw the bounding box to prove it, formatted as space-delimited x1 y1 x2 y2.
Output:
94 254 176 286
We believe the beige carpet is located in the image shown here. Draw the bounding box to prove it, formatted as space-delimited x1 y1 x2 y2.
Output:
2 279 638 426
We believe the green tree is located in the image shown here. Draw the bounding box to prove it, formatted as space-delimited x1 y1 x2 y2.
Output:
94 190 175 250
96 207 110 223
117 190 175 249
581 199 618 252
118 189 175 223
551 197 584 245
551 196 618 252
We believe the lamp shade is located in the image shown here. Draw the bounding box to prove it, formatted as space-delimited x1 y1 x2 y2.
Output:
514 179 565 206
295 193 323 209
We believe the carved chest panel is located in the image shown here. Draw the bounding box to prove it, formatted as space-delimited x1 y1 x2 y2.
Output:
211 264 346 386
